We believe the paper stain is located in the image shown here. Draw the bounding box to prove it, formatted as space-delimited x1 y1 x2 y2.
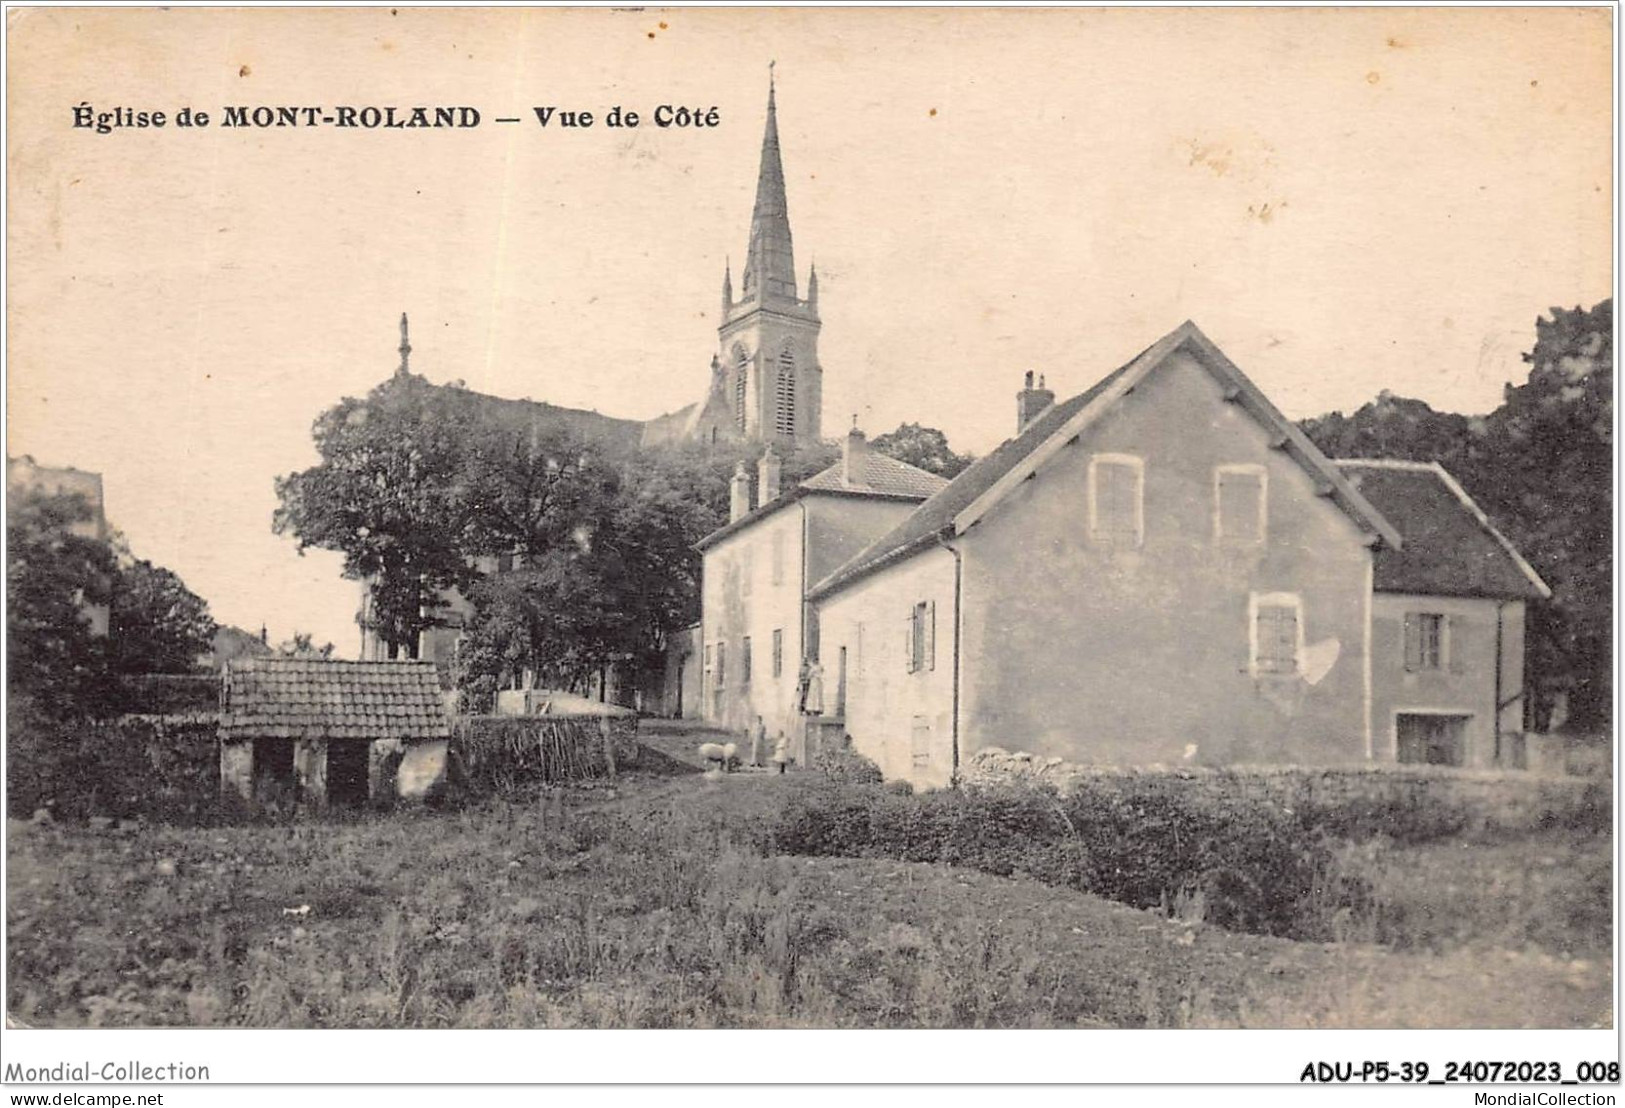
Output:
1301 638 1342 686
238 64 251 77
1366 71 1381 85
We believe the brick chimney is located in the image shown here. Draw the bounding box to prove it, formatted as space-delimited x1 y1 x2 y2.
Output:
1017 370 1055 433
842 422 870 486
757 445 782 508
729 461 752 523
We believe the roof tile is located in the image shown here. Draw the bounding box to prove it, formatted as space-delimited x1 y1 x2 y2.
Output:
221 657 451 740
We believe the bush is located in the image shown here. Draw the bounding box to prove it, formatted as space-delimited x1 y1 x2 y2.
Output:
811 740 883 785
7 699 219 823
769 777 1357 940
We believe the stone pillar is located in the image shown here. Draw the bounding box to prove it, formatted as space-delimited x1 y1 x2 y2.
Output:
368 739 405 801
293 736 328 805
220 739 253 800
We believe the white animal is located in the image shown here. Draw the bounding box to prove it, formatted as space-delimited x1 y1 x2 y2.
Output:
698 741 741 772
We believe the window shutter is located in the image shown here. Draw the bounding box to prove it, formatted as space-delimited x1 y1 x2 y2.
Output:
1403 613 1420 672
1447 616 1465 674
904 610 917 674
927 600 937 671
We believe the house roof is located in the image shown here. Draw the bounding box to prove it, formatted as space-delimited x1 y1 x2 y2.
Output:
801 451 952 498
809 321 1404 601
220 657 451 742
694 450 948 551
1336 459 1551 600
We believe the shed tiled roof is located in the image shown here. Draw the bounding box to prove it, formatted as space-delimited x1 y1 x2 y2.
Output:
221 657 451 741
1336 460 1550 601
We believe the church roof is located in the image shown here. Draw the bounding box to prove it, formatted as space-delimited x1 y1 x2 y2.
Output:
425 380 646 455
1336 460 1550 600
809 321 1404 601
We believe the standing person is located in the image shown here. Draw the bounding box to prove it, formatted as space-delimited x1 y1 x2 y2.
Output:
772 731 790 775
795 659 812 714
803 662 824 716
749 716 767 768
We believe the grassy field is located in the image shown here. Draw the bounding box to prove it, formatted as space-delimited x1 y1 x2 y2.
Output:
5 722 1613 1029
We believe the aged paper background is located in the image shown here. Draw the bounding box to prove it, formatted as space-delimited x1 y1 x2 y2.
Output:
6 5 1611 653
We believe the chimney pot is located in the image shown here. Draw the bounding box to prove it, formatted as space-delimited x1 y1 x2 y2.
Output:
1017 373 1056 433
757 446 782 507
729 461 752 523
843 425 869 486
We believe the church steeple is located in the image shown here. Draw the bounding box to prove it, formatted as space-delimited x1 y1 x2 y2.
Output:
740 66 797 305
396 312 412 376
702 67 823 447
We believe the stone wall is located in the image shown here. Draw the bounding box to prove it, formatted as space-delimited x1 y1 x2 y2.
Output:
963 745 1606 834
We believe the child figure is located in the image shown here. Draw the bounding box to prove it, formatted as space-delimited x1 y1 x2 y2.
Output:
772 731 790 775
749 716 767 768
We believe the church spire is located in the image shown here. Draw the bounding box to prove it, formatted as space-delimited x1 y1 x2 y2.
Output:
396 312 412 376
740 64 797 305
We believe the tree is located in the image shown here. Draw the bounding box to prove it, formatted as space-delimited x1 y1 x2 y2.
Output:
274 374 477 657
6 489 118 718
108 559 218 675
277 631 335 659
453 422 634 696
871 422 973 478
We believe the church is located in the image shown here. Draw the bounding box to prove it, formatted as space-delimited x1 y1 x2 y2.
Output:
359 76 832 668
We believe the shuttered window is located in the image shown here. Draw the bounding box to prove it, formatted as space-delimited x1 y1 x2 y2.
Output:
906 600 936 674
1216 466 1266 542
741 636 752 687
775 349 796 436
1404 612 1457 672
1090 455 1143 547
772 629 783 678
1252 596 1300 675
911 715 932 768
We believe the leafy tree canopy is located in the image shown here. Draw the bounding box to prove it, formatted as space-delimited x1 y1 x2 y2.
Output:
871 422 973 479
109 559 218 675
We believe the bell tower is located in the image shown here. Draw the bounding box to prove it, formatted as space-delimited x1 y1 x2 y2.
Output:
717 68 823 445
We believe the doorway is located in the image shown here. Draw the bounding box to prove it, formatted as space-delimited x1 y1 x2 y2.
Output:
327 741 371 808
252 737 295 801
1396 713 1469 766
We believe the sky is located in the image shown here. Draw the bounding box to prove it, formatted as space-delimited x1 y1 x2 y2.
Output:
6 7 1613 656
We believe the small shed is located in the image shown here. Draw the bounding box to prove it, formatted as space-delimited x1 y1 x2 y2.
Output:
219 657 451 807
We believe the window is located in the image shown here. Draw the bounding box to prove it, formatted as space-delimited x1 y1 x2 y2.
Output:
734 349 749 432
1215 465 1266 543
772 629 783 678
1404 612 1450 672
715 642 726 687
1250 593 1302 676
911 715 932 768
906 600 936 674
775 349 796 436
1089 454 1144 547
741 636 752 687
771 529 785 586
